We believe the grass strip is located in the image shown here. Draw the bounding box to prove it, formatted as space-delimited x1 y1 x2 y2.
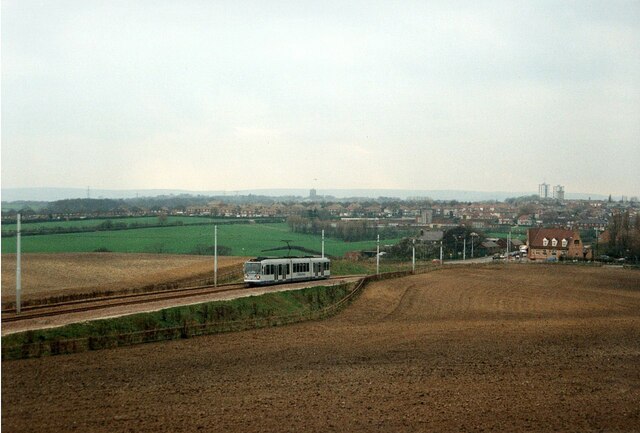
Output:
2 282 356 360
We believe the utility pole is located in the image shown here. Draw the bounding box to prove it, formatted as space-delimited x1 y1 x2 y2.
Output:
322 229 325 258
376 234 380 275
440 240 443 264
214 225 218 287
463 237 466 261
470 232 478 258
16 213 22 314
412 238 416 273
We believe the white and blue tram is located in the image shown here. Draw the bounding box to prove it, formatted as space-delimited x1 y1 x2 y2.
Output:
244 256 331 286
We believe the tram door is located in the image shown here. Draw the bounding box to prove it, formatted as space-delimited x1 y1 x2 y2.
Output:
274 264 286 281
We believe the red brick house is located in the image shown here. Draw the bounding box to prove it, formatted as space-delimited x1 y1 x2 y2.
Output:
527 228 591 261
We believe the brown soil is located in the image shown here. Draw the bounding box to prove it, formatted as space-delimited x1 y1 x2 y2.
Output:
3 265 640 433
1 253 246 304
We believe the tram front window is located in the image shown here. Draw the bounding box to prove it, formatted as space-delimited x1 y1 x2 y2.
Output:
244 263 261 274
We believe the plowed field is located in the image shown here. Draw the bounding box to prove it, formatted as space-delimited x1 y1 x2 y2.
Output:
3 265 640 432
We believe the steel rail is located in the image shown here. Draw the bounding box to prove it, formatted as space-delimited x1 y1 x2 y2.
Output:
1 283 246 323
1 281 242 315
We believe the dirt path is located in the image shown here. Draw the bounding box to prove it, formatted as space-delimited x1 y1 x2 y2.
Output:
3 265 640 432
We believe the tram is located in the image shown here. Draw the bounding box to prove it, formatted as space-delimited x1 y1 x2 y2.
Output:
243 256 330 286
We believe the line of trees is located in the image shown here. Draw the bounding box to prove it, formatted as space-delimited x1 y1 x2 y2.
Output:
382 226 485 260
1 218 188 238
607 210 640 259
382 238 439 260
286 216 413 242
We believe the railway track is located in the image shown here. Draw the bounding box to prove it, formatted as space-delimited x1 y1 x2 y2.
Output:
1 276 357 324
1 283 246 323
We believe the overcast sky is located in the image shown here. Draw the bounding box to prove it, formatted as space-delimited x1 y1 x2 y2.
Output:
2 0 639 197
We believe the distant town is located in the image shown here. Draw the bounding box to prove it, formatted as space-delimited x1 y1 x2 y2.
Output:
2 184 639 262
2 185 637 227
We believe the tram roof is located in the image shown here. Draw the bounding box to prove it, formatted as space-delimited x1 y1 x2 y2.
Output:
246 256 328 262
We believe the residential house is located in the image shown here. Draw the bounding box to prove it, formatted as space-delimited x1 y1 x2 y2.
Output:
573 219 608 231
517 215 533 226
480 240 501 255
527 228 591 261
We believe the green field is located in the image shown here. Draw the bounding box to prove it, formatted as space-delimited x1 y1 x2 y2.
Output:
485 232 527 241
1 222 397 257
1 216 231 232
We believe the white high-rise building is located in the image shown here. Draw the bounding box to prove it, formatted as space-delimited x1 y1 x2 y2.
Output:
538 183 550 199
553 185 565 200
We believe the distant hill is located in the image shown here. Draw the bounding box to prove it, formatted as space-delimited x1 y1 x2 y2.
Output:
1 187 610 203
